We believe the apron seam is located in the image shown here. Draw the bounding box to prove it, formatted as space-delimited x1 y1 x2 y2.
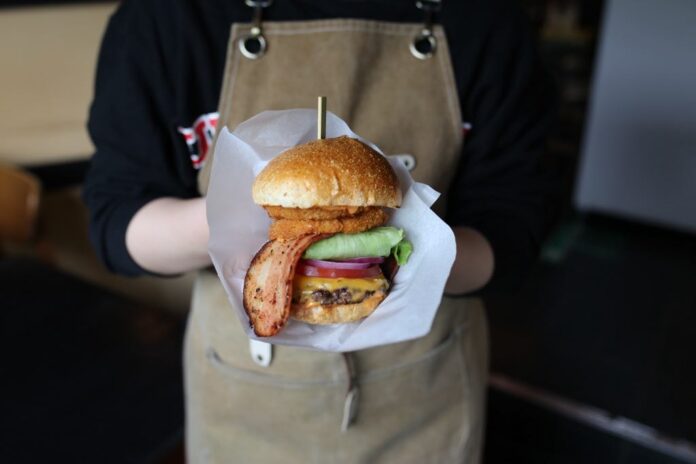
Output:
266 27 417 37
204 322 469 388
239 18 431 35
454 321 474 460
222 24 244 130
217 24 238 134
435 26 464 147
358 330 460 383
206 347 346 388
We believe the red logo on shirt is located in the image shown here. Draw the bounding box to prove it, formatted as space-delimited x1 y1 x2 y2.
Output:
178 112 219 169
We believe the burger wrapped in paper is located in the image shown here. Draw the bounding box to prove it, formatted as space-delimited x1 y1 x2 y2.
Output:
243 136 412 337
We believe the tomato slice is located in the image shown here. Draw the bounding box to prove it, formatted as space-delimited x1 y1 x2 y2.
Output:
295 263 383 279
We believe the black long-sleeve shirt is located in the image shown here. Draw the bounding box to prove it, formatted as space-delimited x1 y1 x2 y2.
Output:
83 0 557 293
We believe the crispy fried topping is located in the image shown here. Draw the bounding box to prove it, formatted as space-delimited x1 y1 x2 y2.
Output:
264 205 369 220
268 207 388 240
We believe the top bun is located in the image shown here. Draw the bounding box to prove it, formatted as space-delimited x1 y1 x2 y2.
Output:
253 136 401 209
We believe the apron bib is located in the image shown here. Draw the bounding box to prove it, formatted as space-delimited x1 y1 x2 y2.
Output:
186 14 488 464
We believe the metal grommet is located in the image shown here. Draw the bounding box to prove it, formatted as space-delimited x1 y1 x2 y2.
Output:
239 32 267 60
409 30 437 60
241 0 271 59
395 154 417 171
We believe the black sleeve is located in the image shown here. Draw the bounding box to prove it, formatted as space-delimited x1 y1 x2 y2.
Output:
445 2 558 294
83 1 194 276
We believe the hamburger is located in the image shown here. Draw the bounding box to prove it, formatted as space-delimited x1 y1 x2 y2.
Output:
243 135 412 337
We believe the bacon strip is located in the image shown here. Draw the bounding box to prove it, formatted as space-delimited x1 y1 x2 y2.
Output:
243 234 327 337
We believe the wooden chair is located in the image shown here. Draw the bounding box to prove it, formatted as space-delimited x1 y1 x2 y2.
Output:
0 164 41 249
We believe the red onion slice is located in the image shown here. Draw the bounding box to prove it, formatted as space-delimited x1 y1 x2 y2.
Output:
302 259 372 270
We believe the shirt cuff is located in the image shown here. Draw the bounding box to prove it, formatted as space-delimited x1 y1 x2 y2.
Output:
449 212 539 295
90 195 159 277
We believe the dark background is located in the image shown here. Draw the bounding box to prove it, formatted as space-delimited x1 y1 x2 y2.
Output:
486 1 696 463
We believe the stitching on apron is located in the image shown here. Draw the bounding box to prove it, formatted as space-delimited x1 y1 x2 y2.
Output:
205 348 344 388
436 35 464 141
231 21 446 41
225 47 243 125
454 327 474 458
256 19 439 36
358 330 459 383
216 25 239 135
221 24 244 130
205 323 470 388
265 27 423 37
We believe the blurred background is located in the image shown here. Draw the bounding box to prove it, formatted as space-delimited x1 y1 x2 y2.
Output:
0 0 694 463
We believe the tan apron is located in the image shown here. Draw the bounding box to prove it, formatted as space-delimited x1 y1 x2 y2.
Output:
186 13 489 464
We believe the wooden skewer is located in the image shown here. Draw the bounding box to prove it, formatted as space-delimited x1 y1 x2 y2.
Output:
317 96 327 140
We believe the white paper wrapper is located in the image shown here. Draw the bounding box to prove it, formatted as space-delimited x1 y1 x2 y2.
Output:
207 109 456 352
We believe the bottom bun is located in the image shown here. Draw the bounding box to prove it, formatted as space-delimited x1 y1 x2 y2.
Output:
290 291 387 325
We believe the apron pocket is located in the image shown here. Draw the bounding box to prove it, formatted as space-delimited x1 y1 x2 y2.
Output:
193 326 471 464
205 346 345 388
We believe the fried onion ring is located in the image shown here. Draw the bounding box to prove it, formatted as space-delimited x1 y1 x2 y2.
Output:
264 205 370 221
269 207 388 240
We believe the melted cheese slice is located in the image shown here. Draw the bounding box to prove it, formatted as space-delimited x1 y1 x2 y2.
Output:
293 275 389 307
293 275 388 293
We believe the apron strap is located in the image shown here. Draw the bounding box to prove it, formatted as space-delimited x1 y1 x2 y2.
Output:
239 0 443 61
239 0 273 59
411 0 442 59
